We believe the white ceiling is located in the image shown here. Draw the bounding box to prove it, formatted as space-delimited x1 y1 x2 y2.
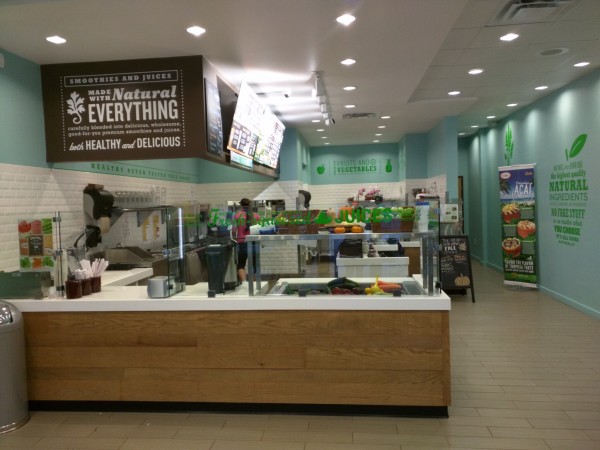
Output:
1 0 599 147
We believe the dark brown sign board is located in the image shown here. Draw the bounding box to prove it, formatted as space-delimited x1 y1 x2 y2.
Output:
439 235 475 302
42 55 279 179
42 56 207 162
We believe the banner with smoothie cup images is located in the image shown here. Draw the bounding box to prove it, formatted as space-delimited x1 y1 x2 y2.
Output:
499 164 538 287
18 218 55 271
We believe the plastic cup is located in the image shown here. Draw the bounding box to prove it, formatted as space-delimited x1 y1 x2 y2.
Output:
91 276 101 293
81 278 92 296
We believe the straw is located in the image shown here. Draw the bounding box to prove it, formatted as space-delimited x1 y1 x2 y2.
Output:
82 258 110 277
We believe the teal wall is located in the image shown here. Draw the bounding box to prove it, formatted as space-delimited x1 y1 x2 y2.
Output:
457 136 470 232
0 49 46 167
404 133 428 179
0 48 283 183
463 135 485 261
397 138 407 182
427 116 459 200
278 128 311 183
299 132 311 184
193 156 277 183
466 68 600 318
309 143 399 185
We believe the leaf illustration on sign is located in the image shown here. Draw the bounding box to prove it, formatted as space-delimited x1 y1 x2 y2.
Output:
504 124 515 165
66 92 85 124
565 133 587 161
314 210 332 225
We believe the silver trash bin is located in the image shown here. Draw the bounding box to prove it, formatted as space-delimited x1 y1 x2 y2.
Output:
0 301 29 434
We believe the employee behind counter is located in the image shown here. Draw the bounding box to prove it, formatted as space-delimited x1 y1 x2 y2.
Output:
232 198 261 282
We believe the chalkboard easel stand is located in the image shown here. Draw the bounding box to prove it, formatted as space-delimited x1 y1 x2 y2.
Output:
444 286 475 303
439 235 475 303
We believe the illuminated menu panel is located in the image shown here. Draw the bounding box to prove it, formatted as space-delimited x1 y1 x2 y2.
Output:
227 81 285 169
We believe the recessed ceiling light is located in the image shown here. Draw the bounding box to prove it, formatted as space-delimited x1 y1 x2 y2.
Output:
343 85 357 91
46 35 66 44
344 104 356 109
321 136 328 139
341 58 356 66
336 14 356 26
486 115 496 119
535 85 548 90
574 61 590 67
448 91 461 96
312 119 321 123
471 125 479 128
375 133 382 136
469 68 484 75
373 140 380 143
317 128 324 132
186 26 206 37
500 33 519 42
458 132 466 136
507 103 518 107
325 142 330 145
378 125 386 129
380 115 390 119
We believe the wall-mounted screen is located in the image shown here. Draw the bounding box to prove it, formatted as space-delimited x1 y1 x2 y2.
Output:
227 81 285 169
204 78 223 157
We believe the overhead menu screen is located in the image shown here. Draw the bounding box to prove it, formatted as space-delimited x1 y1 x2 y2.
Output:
227 81 285 169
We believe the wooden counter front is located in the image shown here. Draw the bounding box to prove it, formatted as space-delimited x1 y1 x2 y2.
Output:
23 308 450 408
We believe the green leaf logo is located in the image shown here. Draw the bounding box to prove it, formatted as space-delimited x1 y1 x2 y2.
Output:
504 125 515 165
566 133 587 161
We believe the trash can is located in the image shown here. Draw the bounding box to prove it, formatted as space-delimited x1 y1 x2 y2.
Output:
205 244 229 294
0 301 29 434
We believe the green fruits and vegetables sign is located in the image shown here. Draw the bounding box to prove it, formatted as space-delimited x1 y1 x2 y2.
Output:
315 158 391 176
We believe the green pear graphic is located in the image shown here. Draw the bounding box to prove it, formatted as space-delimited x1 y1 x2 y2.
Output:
316 164 325 175
385 159 392 173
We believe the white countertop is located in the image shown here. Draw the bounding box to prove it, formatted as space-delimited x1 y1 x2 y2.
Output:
101 268 153 286
8 276 450 313
336 256 408 266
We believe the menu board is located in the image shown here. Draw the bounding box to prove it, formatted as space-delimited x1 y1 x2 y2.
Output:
204 78 224 157
41 56 207 162
18 218 55 271
253 115 285 169
227 81 284 169
439 235 475 302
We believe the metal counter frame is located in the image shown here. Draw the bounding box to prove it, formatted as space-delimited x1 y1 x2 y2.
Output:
245 231 438 296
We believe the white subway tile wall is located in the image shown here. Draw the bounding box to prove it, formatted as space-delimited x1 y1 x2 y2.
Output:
0 163 303 272
1 162 446 272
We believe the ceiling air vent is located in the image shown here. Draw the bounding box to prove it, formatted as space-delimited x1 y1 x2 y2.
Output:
488 0 579 26
342 112 377 120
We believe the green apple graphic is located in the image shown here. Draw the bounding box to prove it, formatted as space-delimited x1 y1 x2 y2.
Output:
316 164 325 175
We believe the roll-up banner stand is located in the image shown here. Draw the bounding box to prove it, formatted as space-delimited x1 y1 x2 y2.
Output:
498 164 538 288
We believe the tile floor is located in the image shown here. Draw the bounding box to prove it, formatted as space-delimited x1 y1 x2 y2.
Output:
2 261 600 449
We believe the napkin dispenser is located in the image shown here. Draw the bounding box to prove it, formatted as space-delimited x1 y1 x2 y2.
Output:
147 276 169 298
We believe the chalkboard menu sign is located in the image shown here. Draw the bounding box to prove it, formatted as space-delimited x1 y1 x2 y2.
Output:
204 78 224 157
439 235 475 302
